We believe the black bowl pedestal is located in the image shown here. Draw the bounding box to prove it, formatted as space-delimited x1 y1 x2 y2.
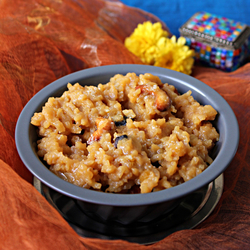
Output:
34 174 223 245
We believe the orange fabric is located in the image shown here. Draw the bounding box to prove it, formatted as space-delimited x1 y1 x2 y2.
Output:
0 0 250 249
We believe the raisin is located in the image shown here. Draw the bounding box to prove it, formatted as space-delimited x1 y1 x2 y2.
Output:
114 135 128 148
114 120 127 126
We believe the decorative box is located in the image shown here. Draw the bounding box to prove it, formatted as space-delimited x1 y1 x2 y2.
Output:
179 11 250 71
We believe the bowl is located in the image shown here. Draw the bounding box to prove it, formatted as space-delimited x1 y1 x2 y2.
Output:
15 64 239 225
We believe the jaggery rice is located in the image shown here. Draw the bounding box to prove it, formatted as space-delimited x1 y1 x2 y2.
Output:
31 73 219 193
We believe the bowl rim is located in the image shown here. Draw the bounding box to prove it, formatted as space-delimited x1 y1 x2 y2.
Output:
15 64 239 206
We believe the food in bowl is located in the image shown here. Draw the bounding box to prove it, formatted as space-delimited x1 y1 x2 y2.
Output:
31 72 219 194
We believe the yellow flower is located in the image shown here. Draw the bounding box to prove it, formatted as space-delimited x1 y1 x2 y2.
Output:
124 22 195 75
154 36 195 75
124 21 169 64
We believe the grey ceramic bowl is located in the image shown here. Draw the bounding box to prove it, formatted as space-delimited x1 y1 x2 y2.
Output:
15 64 239 225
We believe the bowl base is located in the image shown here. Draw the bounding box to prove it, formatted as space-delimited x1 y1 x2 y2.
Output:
33 174 223 245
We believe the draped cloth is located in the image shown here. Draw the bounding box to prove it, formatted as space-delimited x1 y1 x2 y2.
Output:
0 0 249 249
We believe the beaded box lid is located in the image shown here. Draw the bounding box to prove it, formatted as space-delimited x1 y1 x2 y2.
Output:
179 11 250 49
